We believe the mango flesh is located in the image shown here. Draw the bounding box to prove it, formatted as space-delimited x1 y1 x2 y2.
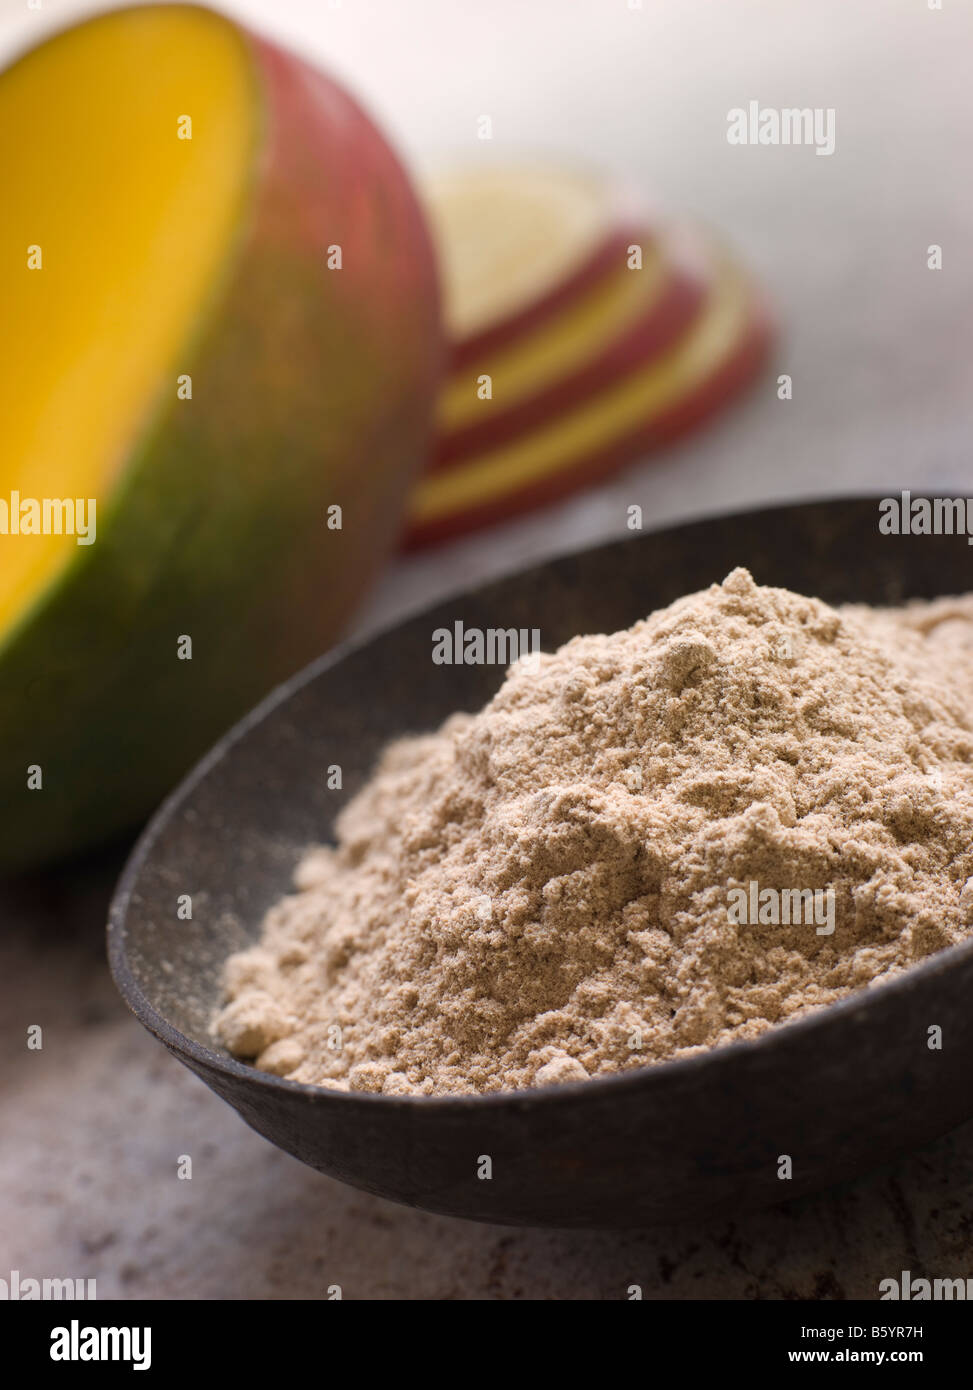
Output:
0 8 254 641
426 166 617 345
408 261 768 546
0 6 442 871
437 252 669 435
413 166 770 545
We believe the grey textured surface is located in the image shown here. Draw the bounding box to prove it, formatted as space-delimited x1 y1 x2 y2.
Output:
3 0 973 1299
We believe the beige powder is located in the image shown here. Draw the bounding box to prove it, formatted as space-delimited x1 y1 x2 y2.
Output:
213 569 973 1094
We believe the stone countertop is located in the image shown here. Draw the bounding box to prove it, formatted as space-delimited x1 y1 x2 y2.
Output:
3 0 973 1300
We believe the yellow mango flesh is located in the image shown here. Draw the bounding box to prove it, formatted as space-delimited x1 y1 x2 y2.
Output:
426 166 612 341
412 262 750 524
438 251 667 431
0 5 255 642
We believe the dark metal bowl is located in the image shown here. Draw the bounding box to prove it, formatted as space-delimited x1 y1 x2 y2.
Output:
108 496 973 1227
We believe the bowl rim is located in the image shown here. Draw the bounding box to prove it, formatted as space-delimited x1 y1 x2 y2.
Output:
107 494 973 1112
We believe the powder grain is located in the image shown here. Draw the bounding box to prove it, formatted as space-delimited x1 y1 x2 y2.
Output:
214 569 973 1094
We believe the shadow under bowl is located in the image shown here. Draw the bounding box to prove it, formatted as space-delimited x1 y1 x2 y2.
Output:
108 496 973 1228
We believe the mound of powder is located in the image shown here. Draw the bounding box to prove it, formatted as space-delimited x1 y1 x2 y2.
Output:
213 569 973 1094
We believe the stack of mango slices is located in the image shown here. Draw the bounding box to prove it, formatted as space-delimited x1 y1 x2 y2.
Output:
407 166 772 547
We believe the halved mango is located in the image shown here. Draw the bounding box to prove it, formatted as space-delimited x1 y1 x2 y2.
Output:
0 5 442 870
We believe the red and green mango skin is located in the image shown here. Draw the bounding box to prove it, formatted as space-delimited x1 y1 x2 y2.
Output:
0 15 443 873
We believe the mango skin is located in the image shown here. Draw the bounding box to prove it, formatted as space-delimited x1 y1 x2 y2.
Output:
0 19 443 873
